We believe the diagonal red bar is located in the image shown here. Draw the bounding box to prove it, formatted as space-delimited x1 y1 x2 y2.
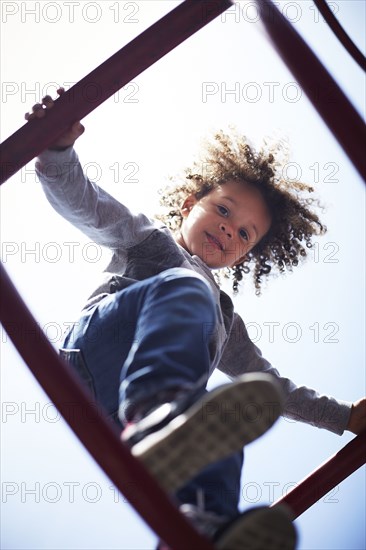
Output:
0 0 232 185
271 432 366 518
255 0 366 182
313 0 366 72
0 262 215 550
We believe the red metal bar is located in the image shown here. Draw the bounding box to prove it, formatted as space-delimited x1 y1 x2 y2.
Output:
0 262 216 550
2 0 364 540
314 0 366 72
259 0 366 518
271 432 366 518
0 0 232 185
256 0 366 181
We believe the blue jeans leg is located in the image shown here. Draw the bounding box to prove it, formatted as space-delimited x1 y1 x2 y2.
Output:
176 451 244 518
62 267 241 518
62 268 216 423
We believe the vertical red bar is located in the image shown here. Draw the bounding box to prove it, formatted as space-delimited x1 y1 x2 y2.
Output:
256 0 366 181
313 0 366 71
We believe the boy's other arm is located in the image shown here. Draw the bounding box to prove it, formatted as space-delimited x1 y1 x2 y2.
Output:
219 313 355 436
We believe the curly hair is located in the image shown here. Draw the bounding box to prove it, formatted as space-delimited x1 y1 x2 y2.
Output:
157 128 326 294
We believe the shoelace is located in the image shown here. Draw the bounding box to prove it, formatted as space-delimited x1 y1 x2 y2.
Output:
179 489 229 539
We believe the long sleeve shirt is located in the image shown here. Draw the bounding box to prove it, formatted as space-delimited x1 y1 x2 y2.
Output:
36 146 352 435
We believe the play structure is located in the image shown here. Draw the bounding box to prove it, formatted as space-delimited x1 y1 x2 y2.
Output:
1 1 365 548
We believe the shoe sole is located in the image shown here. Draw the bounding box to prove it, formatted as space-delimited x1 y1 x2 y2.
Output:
132 373 283 493
215 505 297 550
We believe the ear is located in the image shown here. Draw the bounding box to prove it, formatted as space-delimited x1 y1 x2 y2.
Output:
180 195 197 218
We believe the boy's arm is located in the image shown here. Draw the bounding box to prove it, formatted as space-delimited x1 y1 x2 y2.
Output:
36 146 153 250
219 313 355 436
28 91 153 250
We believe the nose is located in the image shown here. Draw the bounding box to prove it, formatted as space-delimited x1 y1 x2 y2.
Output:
220 223 232 239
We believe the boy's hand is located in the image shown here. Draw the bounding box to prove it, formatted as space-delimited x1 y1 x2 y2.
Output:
346 398 366 434
24 87 84 151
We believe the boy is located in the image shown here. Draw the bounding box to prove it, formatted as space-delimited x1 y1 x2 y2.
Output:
26 91 365 550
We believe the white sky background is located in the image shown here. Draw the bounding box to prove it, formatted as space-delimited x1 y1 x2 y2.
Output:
1 1 365 549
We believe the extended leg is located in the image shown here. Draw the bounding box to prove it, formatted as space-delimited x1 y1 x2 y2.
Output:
62 268 216 423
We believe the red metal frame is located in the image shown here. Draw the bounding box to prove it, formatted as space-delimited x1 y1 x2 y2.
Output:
1 0 365 546
313 0 366 72
272 432 366 519
256 0 366 182
0 262 216 550
0 0 232 184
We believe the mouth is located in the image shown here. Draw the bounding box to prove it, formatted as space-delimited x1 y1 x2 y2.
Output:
205 232 224 251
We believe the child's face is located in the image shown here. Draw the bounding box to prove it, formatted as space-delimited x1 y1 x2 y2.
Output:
176 180 272 269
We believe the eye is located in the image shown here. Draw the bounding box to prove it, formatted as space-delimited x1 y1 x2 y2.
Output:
239 228 249 241
218 205 229 216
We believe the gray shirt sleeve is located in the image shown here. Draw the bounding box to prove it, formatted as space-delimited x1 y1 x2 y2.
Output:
35 147 153 250
219 313 352 435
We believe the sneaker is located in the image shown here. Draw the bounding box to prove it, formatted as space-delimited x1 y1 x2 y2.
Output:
156 504 229 550
122 373 283 493
157 505 297 550
214 505 297 550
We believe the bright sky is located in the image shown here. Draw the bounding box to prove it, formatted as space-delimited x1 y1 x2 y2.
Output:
1 1 365 549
